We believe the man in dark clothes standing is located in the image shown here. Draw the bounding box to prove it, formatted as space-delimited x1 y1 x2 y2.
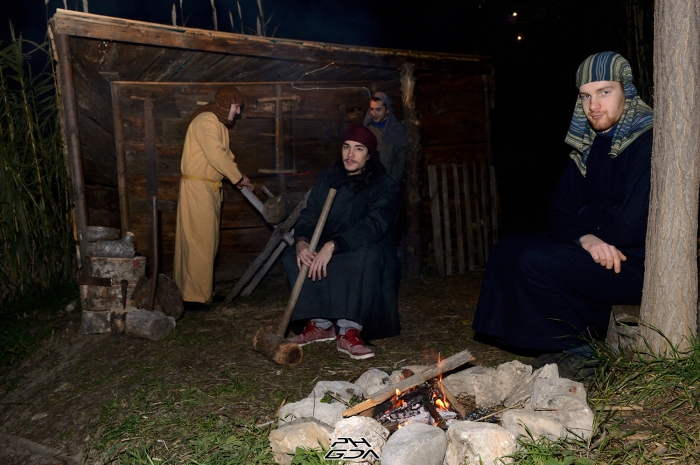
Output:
472 52 653 370
282 124 401 360
364 92 408 185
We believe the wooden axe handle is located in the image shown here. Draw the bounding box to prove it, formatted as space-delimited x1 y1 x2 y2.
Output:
276 188 337 337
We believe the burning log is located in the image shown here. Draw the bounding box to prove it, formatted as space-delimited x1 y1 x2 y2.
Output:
420 384 447 430
343 348 473 417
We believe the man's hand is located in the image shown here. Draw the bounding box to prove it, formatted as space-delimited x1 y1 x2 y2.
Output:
307 241 335 281
295 240 314 270
579 234 627 273
236 175 254 191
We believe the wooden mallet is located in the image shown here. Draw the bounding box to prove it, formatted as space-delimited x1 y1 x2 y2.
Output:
253 188 337 366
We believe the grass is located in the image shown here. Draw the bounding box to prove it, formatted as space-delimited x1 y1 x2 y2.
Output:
509 336 700 464
86 336 700 464
91 377 278 464
0 279 78 368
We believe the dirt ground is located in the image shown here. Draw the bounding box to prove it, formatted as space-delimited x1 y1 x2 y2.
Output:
0 270 529 463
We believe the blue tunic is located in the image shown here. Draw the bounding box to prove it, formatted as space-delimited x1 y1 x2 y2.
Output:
472 129 653 350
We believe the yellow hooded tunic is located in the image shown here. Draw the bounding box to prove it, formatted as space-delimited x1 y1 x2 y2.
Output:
173 112 243 303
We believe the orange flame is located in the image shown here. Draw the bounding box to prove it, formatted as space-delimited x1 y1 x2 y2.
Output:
435 398 450 409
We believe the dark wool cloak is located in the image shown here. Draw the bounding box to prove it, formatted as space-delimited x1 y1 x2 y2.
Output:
282 170 402 340
472 129 653 350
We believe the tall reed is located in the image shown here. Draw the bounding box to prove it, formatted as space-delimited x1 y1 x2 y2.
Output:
0 31 74 301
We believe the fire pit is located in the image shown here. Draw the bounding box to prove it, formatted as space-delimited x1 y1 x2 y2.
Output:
373 378 461 432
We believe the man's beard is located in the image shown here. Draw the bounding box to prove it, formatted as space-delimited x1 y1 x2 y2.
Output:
344 161 363 175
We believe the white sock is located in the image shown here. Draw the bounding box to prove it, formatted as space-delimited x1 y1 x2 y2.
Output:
337 319 362 335
310 318 333 330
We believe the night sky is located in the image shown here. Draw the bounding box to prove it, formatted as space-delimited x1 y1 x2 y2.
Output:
2 0 643 236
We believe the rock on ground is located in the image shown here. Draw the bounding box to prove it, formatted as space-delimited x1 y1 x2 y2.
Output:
442 366 490 398
501 408 564 441
449 361 532 407
444 421 516 465
308 380 367 404
531 378 587 407
504 363 559 408
380 422 447 465
277 397 346 429
268 418 333 465
354 369 391 396
536 395 595 440
329 416 389 464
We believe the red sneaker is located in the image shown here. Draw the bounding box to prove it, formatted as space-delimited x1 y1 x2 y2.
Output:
288 321 336 346
337 329 375 360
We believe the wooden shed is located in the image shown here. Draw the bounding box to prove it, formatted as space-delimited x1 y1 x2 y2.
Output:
48 9 495 284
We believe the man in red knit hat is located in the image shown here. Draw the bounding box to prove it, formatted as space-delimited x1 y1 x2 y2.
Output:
282 124 402 359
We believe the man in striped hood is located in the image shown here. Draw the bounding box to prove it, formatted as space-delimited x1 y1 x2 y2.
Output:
472 52 653 377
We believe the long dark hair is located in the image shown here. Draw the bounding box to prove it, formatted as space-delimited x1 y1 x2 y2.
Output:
327 156 385 193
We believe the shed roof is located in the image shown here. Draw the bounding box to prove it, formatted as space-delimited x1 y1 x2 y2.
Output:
49 9 492 84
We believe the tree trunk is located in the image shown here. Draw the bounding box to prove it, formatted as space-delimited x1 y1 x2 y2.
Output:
639 0 700 353
401 63 426 278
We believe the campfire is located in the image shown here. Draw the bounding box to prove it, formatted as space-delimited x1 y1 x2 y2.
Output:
372 376 462 432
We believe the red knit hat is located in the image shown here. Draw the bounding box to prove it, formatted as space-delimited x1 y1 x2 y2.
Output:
341 123 377 156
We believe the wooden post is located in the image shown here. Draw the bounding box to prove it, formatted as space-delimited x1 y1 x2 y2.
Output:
275 85 285 193
489 165 499 244
428 165 444 276
441 164 452 276
453 164 465 274
472 161 485 266
55 33 90 274
462 163 475 271
111 83 130 236
401 63 426 278
480 162 490 261
482 75 498 247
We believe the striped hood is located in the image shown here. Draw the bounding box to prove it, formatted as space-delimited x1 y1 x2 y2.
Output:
565 51 653 176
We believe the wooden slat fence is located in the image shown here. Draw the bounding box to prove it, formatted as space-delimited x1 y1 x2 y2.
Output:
428 161 499 276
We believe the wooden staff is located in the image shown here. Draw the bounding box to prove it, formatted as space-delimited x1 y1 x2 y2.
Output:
253 188 337 366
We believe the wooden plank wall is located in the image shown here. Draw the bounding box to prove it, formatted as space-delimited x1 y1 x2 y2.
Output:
428 162 499 275
418 73 494 273
112 81 402 280
71 51 120 229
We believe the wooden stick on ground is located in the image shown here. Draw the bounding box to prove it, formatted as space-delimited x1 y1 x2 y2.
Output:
343 348 473 417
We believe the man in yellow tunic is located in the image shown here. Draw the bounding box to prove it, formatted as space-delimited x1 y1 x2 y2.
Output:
173 86 254 311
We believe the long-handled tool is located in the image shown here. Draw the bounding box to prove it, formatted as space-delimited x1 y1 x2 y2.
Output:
252 188 337 366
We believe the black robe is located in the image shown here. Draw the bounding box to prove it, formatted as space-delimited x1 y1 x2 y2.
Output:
472 129 653 351
282 170 402 340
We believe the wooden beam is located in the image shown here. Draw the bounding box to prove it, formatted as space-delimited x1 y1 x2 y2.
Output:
111 83 130 236
401 63 426 278
50 10 491 74
54 32 90 274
